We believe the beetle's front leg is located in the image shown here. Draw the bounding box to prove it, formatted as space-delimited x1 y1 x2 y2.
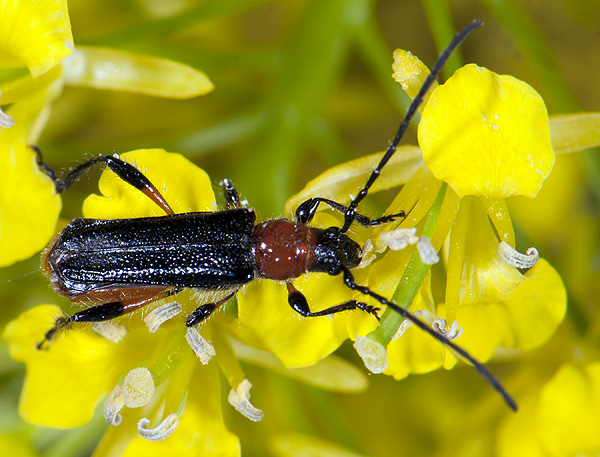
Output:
286 282 380 320
295 197 405 227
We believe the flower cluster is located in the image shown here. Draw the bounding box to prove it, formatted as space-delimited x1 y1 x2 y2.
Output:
3 3 600 457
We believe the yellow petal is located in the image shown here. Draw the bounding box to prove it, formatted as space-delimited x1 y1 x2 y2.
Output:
270 433 365 457
419 64 554 198
0 0 73 77
550 112 600 153
2 305 150 427
392 49 438 107
94 362 240 457
0 89 61 267
285 146 423 217
534 363 600 455
230 340 368 392
82 149 216 219
62 47 213 99
234 274 351 368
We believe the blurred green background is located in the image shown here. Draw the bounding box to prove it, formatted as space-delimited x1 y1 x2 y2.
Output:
1 0 600 456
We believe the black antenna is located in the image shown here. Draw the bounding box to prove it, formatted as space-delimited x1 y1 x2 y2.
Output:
342 268 517 411
338 20 518 410
340 19 483 234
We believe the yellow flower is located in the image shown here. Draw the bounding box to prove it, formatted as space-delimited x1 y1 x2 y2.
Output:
3 149 368 455
0 7 213 268
0 0 73 78
498 360 600 456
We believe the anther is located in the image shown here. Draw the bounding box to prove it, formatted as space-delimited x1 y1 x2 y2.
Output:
416 236 440 265
379 228 418 250
432 318 463 340
144 302 182 333
497 241 539 269
123 367 155 408
90 321 128 343
185 327 216 364
353 335 388 374
104 384 125 426
0 107 14 128
228 379 263 422
391 310 424 341
138 413 179 441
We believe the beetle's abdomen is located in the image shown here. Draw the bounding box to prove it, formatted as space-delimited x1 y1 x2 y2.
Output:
45 209 257 297
251 219 317 280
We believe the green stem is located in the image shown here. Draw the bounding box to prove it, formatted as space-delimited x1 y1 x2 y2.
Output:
370 182 446 345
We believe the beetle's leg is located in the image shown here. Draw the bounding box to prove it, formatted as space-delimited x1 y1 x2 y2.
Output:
186 291 237 327
37 287 181 349
220 179 244 209
32 146 174 215
286 282 380 320
295 197 405 227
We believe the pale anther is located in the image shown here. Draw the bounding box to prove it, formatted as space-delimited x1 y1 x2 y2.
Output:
138 413 179 441
497 241 539 269
228 379 264 422
144 302 182 333
432 318 463 340
391 310 424 341
354 335 388 374
123 367 155 408
185 327 216 364
379 228 418 251
356 239 376 269
91 321 128 343
0 108 14 128
416 237 440 265
104 384 124 426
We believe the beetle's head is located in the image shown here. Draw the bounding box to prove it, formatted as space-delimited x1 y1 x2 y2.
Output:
308 227 362 276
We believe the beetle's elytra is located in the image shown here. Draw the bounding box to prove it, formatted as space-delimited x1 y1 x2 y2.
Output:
35 20 517 411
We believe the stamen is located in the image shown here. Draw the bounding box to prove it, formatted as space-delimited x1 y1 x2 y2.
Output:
354 335 388 374
104 384 124 426
138 413 179 441
123 367 155 408
379 228 418 250
144 302 182 333
185 327 216 364
416 237 440 265
497 241 539 269
227 379 263 422
356 239 376 269
432 317 463 340
0 107 14 128
391 310 424 341
90 321 128 343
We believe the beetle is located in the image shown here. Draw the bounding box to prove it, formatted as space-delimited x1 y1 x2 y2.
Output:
34 20 517 410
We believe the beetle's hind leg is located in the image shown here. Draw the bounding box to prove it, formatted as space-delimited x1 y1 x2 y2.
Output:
37 287 182 349
32 146 175 215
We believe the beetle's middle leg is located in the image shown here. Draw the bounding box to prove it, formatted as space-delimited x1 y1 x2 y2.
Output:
220 179 244 209
286 282 380 320
37 287 181 349
186 291 237 327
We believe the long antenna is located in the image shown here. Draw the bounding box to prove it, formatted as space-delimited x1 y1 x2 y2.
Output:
342 268 518 411
340 19 483 234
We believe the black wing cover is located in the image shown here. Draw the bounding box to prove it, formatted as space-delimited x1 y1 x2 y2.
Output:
47 209 257 294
